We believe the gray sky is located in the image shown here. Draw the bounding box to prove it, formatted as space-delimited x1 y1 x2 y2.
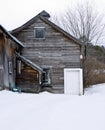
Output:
0 0 105 30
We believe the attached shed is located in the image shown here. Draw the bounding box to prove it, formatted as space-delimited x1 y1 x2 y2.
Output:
16 53 44 92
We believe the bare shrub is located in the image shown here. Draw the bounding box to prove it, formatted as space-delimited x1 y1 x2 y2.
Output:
83 56 105 87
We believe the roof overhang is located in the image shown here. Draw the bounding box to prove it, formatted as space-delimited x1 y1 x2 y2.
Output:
0 25 24 47
16 53 44 73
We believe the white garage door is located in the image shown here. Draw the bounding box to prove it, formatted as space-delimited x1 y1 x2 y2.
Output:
64 68 83 95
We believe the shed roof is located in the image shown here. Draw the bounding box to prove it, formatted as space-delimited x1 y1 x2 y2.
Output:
11 11 82 46
0 25 24 47
16 53 44 73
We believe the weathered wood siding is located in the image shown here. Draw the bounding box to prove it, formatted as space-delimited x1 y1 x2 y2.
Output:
4 38 17 89
0 36 4 89
16 61 40 93
14 18 81 93
0 33 17 89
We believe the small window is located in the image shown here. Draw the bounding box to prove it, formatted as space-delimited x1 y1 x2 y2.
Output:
34 27 45 39
42 68 51 86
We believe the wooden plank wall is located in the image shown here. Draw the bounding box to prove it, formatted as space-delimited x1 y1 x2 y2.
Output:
0 37 3 89
0 34 15 88
16 61 40 93
14 18 81 93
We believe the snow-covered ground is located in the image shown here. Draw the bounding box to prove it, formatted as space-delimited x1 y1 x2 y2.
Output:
0 84 105 130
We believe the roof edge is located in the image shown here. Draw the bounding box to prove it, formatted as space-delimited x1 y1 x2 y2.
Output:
0 24 24 47
11 11 83 46
11 10 50 34
39 16 83 46
16 52 44 73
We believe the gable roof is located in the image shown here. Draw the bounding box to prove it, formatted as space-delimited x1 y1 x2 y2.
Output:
11 11 49 33
0 25 24 47
11 10 82 46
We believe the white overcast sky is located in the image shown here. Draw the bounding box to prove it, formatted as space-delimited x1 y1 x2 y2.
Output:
0 0 105 30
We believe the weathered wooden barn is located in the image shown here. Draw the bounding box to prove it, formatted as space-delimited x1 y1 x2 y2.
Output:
0 11 84 94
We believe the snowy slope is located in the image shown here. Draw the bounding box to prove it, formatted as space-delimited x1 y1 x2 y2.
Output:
0 84 105 130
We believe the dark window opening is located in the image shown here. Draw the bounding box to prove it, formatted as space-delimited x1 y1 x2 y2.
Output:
41 68 51 86
34 27 45 39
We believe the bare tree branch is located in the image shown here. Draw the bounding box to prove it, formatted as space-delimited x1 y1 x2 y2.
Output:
51 2 105 45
